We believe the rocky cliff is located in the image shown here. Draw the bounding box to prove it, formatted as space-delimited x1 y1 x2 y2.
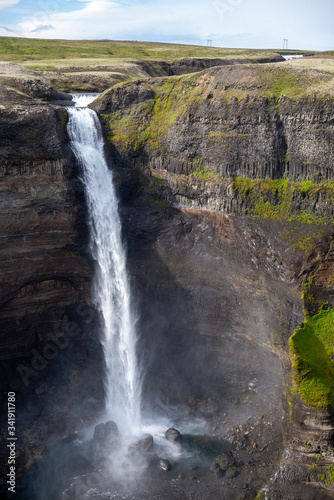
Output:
91 61 334 498
92 64 334 179
0 76 104 486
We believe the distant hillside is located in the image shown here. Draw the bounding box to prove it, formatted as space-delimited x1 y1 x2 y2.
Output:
0 36 306 68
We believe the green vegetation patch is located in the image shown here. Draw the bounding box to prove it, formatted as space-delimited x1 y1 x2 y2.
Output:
208 132 249 139
191 169 222 181
256 65 329 100
290 307 334 410
232 177 334 251
100 76 204 154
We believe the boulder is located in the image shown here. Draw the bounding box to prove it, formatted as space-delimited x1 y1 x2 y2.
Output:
212 466 224 479
211 450 236 478
93 420 120 445
164 427 182 444
158 458 171 471
212 451 235 471
225 466 239 479
146 453 160 466
91 420 120 463
128 434 154 456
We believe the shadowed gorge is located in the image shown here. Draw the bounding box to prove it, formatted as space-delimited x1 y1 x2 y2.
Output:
0 45 334 499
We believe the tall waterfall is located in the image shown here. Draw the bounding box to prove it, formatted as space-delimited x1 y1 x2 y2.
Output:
67 94 141 432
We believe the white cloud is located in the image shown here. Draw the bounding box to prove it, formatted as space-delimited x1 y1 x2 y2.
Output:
5 0 334 51
0 0 19 10
18 0 233 40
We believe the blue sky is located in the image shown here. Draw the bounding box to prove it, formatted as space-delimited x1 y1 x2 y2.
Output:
0 0 332 50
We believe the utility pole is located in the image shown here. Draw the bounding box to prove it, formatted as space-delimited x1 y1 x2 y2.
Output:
207 39 212 47
283 39 288 50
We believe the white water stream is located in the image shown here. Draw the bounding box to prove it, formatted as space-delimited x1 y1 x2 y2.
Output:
66 94 141 433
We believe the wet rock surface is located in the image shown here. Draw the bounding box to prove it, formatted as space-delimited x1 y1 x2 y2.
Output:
121 206 301 425
158 458 172 471
129 434 154 456
165 427 182 444
91 421 121 463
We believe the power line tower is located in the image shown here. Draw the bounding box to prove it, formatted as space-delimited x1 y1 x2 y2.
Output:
283 39 288 50
207 39 212 47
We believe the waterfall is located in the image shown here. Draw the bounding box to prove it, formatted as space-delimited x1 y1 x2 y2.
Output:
66 94 141 432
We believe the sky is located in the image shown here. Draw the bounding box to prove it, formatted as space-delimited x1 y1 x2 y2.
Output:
0 0 332 51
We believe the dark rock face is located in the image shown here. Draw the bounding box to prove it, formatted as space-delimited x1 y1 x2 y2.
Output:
92 65 334 182
0 85 104 485
118 205 334 497
136 60 173 77
97 81 155 114
170 55 284 75
0 100 92 362
267 399 334 499
120 205 302 500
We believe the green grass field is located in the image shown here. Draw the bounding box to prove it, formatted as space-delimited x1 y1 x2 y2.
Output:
0 36 306 70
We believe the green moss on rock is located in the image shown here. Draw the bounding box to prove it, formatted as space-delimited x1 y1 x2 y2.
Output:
99 76 205 155
290 307 334 410
59 109 68 128
232 177 334 251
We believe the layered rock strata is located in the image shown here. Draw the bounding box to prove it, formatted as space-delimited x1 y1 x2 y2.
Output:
92 62 334 498
0 80 103 487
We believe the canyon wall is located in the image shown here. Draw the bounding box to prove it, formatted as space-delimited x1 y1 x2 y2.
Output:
0 60 334 498
91 62 334 498
92 64 334 182
0 83 104 485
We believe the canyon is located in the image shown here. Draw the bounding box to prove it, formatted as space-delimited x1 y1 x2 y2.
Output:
0 51 334 499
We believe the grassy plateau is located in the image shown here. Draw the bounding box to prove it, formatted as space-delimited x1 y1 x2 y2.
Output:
0 36 300 67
